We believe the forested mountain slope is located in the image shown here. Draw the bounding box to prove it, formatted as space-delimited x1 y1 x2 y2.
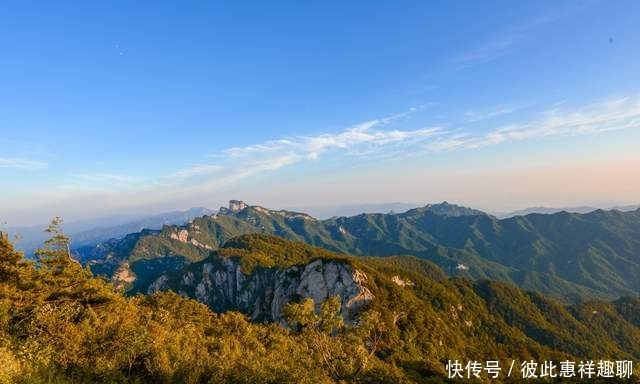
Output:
75 201 640 302
3 231 639 383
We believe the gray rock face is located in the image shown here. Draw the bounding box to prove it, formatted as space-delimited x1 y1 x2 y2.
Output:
148 274 169 293
148 258 374 323
228 199 247 212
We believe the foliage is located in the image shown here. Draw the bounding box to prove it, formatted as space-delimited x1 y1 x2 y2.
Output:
1 226 639 383
1 225 415 383
220 234 350 273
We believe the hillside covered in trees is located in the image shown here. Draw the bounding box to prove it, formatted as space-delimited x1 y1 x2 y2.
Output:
1 224 639 383
76 201 640 303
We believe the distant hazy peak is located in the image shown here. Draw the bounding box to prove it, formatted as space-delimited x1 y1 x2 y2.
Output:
496 204 640 218
403 201 488 217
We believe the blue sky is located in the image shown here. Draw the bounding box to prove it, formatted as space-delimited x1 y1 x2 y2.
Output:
1 0 639 225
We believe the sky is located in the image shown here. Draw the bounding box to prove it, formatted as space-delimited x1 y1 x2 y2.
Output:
1 0 639 226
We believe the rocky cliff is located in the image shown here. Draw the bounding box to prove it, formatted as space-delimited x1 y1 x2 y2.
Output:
148 257 374 323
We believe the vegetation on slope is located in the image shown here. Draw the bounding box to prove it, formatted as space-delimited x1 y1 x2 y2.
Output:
149 234 640 377
78 203 640 302
1 225 639 383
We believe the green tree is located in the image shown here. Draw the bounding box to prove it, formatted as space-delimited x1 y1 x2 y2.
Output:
0 231 23 284
283 298 317 331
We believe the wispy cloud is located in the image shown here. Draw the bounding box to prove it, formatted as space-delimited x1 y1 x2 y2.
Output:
54 96 637 208
205 154 299 187
3 93 640 226
450 4 584 70
70 173 137 184
159 97 640 195
428 97 640 151
139 106 442 196
224 106 440 168
464 106 520 123
0 157 48 170
452 35 523 69
63 173 140 192
167 164 223 180
227 123 442 159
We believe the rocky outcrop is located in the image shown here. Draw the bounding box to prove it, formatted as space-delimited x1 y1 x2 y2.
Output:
148 258 374 323
391 275 415 287
168 228 213 250
112 261 137 290
217 200 316 222
170 229 189 243
228 200 247 212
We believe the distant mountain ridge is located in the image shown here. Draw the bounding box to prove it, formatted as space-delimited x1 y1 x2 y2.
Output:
284 202 424 219
496 204 640 218
6 207 212 255
75 200 640 303
402 201 487 217
71 207 213 246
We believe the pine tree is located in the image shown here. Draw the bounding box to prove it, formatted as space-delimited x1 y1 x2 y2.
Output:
35 216 75 274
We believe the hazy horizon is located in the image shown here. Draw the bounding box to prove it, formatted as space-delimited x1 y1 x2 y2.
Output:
4 198 640 229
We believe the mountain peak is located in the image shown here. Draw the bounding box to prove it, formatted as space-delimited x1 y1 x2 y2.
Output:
228 199 247 212
218 199 248 215
217 201 316 221
404 202 487 217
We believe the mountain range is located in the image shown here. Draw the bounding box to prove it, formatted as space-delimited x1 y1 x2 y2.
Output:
75 200 640 303
283 202 425 219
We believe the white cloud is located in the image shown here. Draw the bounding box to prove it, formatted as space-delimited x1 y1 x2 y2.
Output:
0 157 48 170
209 154 299 187
464 106 519 123
428 97 640 152
226 111 441 168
